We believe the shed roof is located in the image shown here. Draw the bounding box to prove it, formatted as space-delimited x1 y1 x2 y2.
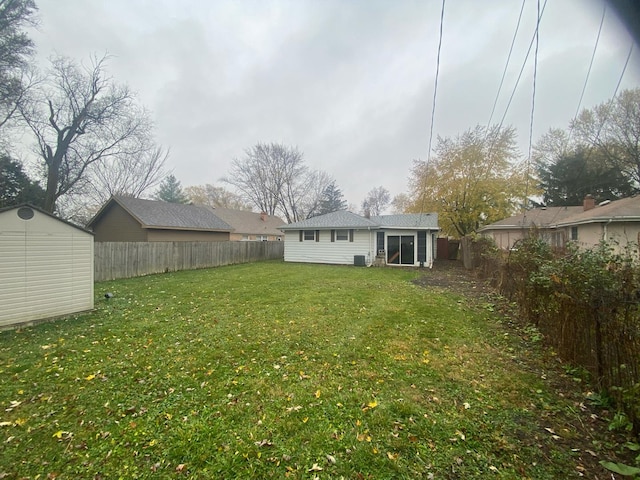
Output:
0 203 93 235
87 196 233 232
207 207 284 236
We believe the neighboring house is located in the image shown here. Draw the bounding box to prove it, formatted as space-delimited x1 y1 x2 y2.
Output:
209 207 284 241
478 205 584 250
555 195 640 252
279 210 439 267
480 195 640 252
87 196 233 242
0 204 94 328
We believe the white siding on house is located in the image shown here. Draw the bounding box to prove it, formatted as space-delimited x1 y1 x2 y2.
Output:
284 229 373 265
0 208 94 328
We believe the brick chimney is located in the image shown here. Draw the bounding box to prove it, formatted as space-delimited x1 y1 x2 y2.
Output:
583 194 595 211
260 211 267 221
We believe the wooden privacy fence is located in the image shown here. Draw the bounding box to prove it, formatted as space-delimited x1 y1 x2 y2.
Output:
94 241 284 281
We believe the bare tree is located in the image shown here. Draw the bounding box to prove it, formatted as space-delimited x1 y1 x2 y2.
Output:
86 146 169 205
223 142 330 223
390 193 410 214
0 0 37 134
361 186 390 216
20 54 154 212
185 183 253 210
571 88 640 190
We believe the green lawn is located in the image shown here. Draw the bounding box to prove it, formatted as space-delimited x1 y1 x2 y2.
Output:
0 262 619 478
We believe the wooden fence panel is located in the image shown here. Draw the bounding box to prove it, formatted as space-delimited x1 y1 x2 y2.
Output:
94 241 284 282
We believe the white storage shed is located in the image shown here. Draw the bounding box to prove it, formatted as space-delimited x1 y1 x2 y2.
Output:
0 204 94 328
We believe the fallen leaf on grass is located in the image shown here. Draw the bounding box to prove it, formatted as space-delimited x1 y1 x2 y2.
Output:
326 454 336 464
308 463 323 472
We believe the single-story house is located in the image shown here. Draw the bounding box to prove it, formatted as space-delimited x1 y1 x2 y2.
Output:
478 205 584 250
208 207 284 241
87 196 233 242
555 195 640 252
479 195 640 252
0 204 94 328
279 210 439 267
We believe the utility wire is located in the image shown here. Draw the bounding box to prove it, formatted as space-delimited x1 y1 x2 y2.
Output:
419 0 446 216
497 0 548 131
525 0 541 209
570 4 606 131
426 0 446 166
486 0 526 129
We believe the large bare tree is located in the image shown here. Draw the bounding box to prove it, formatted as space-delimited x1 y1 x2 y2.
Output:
223 142 331 222
21 54 156 212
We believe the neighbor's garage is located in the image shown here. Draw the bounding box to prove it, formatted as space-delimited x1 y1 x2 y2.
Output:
0 204 94 328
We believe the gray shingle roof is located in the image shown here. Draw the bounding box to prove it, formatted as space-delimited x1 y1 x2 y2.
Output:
478 206 583 231
207 207 284 236
371 213 439 229
555 195 640 226
279 210 439 230
105 196 233 231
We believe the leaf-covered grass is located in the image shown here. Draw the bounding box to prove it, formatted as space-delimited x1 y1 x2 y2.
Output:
0 262 607 478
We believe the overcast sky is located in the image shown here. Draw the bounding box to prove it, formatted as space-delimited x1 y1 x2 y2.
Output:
29 0 640 211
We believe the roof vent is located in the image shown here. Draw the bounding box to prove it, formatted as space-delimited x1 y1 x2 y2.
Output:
17 207 34 220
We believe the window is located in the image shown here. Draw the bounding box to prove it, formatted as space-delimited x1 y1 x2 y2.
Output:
335 230 349 241
304 230 315 241
570 226 578 241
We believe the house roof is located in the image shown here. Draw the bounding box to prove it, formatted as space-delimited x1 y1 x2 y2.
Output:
555 195 640 227
478 195 640 232
371 213 439 229
207 207 284 236
0 203 93 235
279 210 439 230
478 205 584 232
87 196 233 232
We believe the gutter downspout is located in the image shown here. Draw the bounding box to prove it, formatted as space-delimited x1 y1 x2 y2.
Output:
603 218 612 242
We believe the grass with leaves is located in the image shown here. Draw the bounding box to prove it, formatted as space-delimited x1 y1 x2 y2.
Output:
0 261 621 478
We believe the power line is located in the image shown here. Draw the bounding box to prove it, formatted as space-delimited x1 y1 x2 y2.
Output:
497 0 548 131
571 4 606 127
419 0 446 216
486 0 526 129
525 0 542 207
426 0 446 166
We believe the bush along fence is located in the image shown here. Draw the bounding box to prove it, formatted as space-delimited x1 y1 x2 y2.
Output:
475 236 640 436
94 241 284 282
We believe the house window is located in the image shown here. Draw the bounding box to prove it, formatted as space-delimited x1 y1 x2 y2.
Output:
303 230 315 241
570 226 578 241
336 230 349 241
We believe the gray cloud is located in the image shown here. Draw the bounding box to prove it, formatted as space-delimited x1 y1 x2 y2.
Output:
28 0 640 209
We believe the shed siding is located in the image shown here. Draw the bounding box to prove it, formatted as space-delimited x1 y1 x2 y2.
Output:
0 208 94 328
284 229 373 265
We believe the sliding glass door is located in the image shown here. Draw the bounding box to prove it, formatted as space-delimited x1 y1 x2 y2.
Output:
386 235 414 265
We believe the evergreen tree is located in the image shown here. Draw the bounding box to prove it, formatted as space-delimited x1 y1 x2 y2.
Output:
0 155 45 208
155 174 188 203
537 148 633 206
318 181 347 215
